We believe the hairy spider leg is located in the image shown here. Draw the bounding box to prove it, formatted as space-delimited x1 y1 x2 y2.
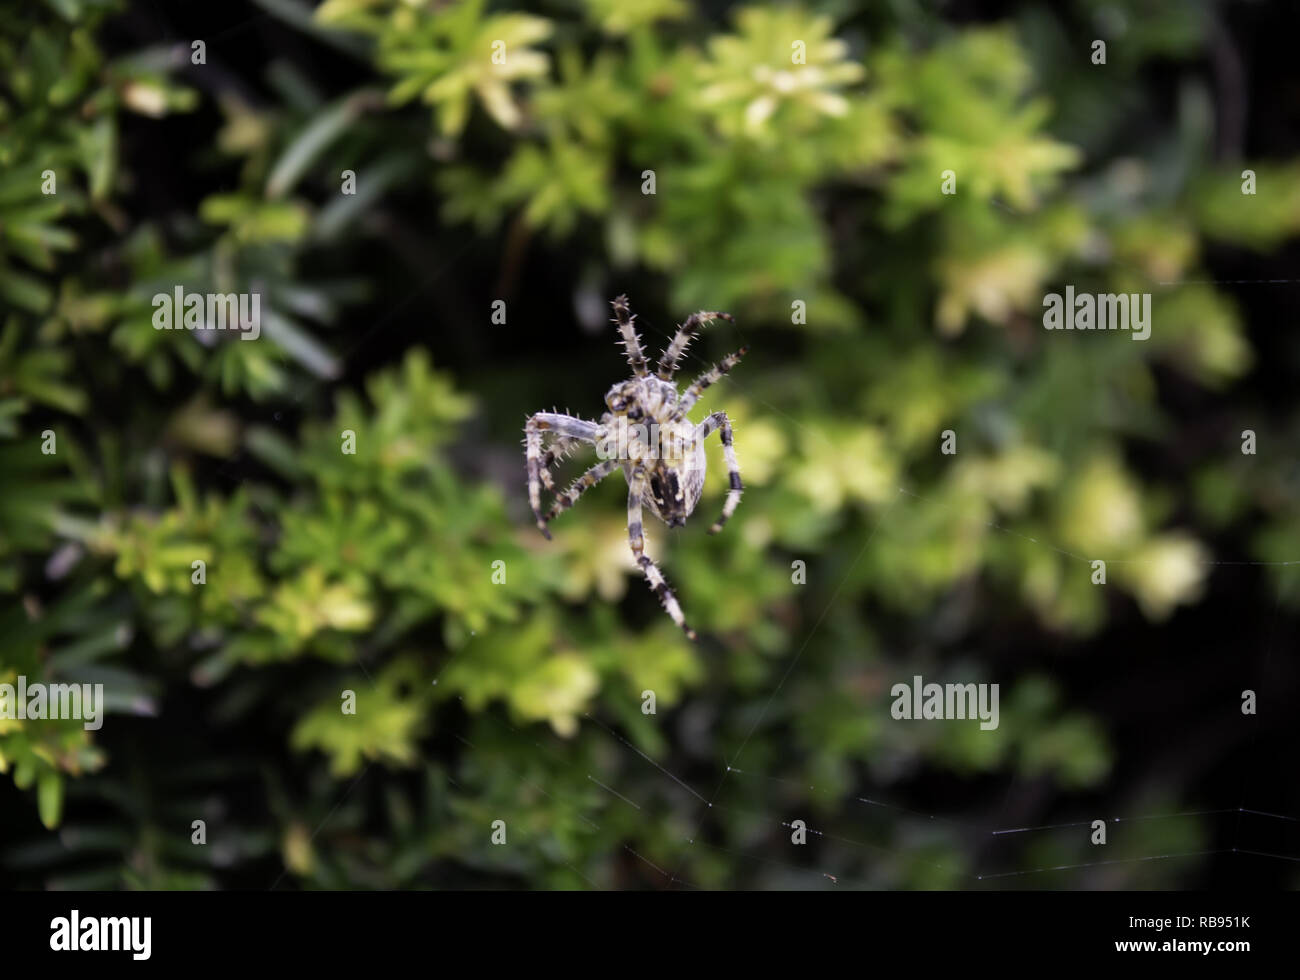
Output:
674 346 748 419
656 310 733 381
697 411 742 534
611 295 649 378
538 434 584 491
627 466 696 640
525 412 598 538
546 458 620 522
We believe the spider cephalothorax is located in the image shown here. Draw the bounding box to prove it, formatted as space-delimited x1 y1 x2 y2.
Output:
524 295 747 640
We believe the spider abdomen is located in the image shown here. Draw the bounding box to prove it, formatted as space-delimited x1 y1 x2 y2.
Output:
632 443 707 527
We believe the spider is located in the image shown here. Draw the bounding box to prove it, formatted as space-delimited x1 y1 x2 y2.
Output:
524 295 748 640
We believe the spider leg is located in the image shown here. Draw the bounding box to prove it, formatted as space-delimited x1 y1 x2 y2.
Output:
546 458 619 523
674 347 748 419
525 412 598 538
627 466 696 640
656 309 733 381
611 295 650 378
538 434 583 491
696 411 742 534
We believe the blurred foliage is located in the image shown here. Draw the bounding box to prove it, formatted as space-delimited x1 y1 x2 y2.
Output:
2 0 1299 889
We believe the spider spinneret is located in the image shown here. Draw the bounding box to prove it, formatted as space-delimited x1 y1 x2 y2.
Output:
524 294 748 640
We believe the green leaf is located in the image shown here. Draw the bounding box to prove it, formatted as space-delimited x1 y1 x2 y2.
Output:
38 771 64 829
